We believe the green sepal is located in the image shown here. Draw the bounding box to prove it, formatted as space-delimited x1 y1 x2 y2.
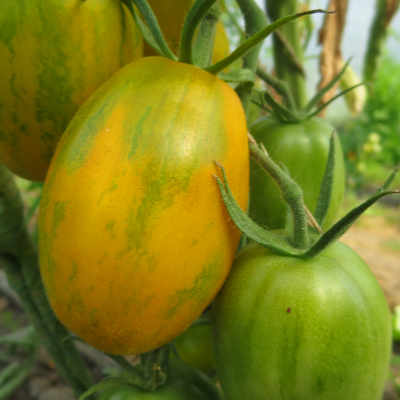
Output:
262 90 300 123
313 132 336 226
250 89 273 114
305 59 352 112
79 377 132 400
308 83 366 118
179 0 218 64
256 68 296 110
215 162 399 260
206 9 330 74
303 189 399 258
140 346 170 390
218 68 256 84
214 163 303 256
377 167 399 192
121 0 177 60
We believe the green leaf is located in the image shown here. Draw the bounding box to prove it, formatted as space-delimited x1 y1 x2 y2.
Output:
303 190 400 258
262 90 299 123
314 132 336 226
180 0 218 63
308 83 366 118
377 168 399 192
121 0 177 60
218 68 256 84
214 163 303 256
206 9 330 74
306 58 352 112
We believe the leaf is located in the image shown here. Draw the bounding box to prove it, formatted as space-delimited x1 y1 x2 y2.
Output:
206 9 330 74
214 163 303 257
304 189 400 258
218 68 256 83
314 132 336 226
317 0 349 114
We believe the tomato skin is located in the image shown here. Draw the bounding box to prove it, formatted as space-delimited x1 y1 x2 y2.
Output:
0 0 142 181
174 322 216 375
39 57 249 355
249 117 346 229
214 242 392 400
97 380 208 400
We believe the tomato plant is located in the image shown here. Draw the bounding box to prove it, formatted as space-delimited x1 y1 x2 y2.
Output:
38 56 249 355
249 117 346 229
213 242 392 400
0 0 142 181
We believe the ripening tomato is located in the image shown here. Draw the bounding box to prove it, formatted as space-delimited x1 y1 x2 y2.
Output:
0 0 143 181
39 57 249 355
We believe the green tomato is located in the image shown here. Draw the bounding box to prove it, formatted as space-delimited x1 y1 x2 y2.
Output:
97 380 208 400
174 322 216 375
214 242 392 400
249 117 346 229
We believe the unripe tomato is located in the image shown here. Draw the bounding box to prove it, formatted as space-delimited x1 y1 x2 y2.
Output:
39 57 249 355
0 0 142 181
250 117 346 229
214 242 392 400
174 322 216 375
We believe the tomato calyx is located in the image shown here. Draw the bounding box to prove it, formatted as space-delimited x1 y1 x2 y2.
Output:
254 59 365 124
215 145 399 259
79 344 222 400
122 0 328 73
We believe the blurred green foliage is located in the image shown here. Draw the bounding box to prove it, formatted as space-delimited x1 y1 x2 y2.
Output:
338 55 400 189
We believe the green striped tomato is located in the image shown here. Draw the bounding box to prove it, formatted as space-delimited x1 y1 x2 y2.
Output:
39 57 249 355
214 242 392 400
0 0 142 181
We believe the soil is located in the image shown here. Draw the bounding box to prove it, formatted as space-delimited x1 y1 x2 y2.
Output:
0 209 399 400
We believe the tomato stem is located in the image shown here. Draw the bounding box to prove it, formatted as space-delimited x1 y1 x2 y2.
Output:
363 0 400 85
248 136 309 248
265 0 308 109
234 0 268 115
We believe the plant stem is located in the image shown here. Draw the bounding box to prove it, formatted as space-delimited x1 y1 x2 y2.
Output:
248 135 309 248
235 0 268 115
266 0 308 109
363 0 400 84
0 166 92 396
